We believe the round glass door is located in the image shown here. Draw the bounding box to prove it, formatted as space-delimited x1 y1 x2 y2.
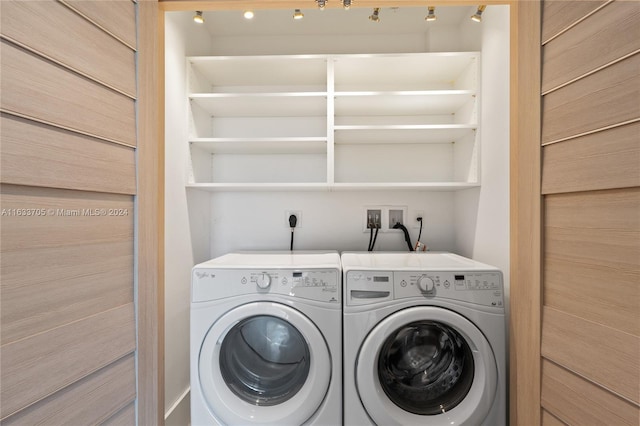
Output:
219 315 310 406
199 302 331 425
377 320 474 415
356 306 497 426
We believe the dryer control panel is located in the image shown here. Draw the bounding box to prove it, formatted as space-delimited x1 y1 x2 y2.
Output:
346 270 503 308
193 268 340 304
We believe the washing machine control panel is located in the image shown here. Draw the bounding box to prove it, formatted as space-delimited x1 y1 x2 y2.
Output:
394 271 504 308
346 270 503 308
192 268 340 304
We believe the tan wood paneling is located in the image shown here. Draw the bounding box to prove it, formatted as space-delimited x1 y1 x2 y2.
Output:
542 1 640 93
542 122 640 195
545 189 640 274
541 307 640 404
0 303 136 419
2 355 136 426
137 2 164 424
541 409 566 426
102 402 136 426
60 0 137 50
541 0 609 43
541 359 640 425
0 114 136 195
0 40 136 146
509 2 542 425
541 53 640 144
0 1 136 97
544 257 639 337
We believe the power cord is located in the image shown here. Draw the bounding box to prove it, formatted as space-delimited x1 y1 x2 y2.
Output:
368 213 380 251
289 214 297 251
393 222 414 252
414 216 427 251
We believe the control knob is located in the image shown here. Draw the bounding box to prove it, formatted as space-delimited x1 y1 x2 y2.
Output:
256 273 271 289
417 275 435 293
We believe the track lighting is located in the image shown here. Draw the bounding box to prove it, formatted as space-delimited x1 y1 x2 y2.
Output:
293 9 304 19
471 5 486 22
316 0 327 10
369 8 380 22
243 10 254 19
342 0 352 10
193 11 204 24
425 6 436 22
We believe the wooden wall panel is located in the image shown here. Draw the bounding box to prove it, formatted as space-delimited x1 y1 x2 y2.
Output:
541 307 640 404
2 355 136 426
0 114 136 194
541 359 639 425
0 1 140 424
510 2 542 425
542 1 640 93
0 40 136 146
102 402 136 426
541 122 640 195
541 53 640 144
0 1 136 97
0 303 135 419
545 189 640 274
61 0 137 50
137 2 164 424
541 409 566 426
0 184 134 345
541 0 608 43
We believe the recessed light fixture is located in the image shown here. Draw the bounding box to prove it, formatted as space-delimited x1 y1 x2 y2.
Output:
293 9 304 19
342 0 352 10
316 0 327 10
471 5 486 22
193 11 204 24
425 6 437 22
243 10 254 19
369 8 380 22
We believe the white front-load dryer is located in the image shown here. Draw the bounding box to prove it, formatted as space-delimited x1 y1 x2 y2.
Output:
342 252 506 426
191 251 341 426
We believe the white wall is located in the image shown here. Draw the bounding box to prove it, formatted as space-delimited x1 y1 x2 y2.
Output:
454 5 510 289
164 12 213 426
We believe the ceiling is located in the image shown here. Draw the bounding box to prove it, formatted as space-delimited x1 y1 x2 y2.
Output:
198 6 477 36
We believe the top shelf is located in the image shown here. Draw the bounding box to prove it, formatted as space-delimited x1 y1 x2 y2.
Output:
188 52 479 93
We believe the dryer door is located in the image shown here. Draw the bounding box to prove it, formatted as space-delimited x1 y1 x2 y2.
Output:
198 301 331 425
356 306 497 426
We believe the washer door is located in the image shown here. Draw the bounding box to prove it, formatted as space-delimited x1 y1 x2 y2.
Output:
356 307 497 426
198 302 331 425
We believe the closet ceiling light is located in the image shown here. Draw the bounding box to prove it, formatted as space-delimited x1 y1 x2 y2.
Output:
193 11 204 24
369 8 380 22
425 6 437 21
316 0 327 10
471 5 486 22
244 10 255 19
293 9 304 19
342 0 352 10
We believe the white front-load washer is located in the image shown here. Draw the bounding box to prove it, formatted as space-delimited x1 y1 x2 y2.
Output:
342 252 506 426
190 251 342 426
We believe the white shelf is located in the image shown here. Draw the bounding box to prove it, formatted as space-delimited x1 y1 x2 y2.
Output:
186 52 480 190
334 91 475 117
189 93 327 117
190 137 327 154
186 182 479 192
334 125 476 144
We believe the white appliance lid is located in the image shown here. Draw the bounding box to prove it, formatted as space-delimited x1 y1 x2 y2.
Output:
340 252 499 271
194 250 341 270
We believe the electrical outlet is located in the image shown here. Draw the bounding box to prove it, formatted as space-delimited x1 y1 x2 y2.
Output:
364 207 383 232
387 207 407 230
285 210 302 228
413 211 425 229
